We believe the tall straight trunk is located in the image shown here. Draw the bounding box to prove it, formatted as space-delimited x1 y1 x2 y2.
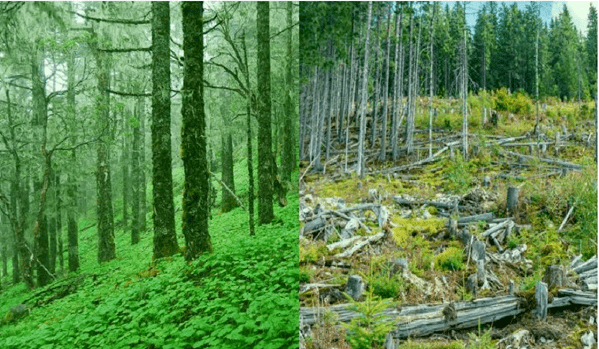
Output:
131 98 141 245
315 66 327 169
55 174 63 274
405 13 415 155
461 26 468 160
325 43 334 161
139 98 147 233
94 31 116 264
534 30 540 136
1 214 7 278
379 4 392 161
257 1 274 224
391 5 403 160
393 13 406 159
309 69 319 165
429 8 435 159
181 1 212 258
371 10 381 146
121 122 129 230
152 2 179 259
242 31 255 236
48 216 56 275
66 50 79 272
221 133 237 213
31 45 54 287
10 181 18 283
357 2 373 178
281 0 296 180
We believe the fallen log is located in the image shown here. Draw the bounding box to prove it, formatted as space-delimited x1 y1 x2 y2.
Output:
502 150 583 170
393 197 466 211
572 256 597 275
457 213 496 225
334 232 385 258
481 219 511 238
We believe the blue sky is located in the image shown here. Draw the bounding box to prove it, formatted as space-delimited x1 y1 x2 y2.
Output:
442 1 595 36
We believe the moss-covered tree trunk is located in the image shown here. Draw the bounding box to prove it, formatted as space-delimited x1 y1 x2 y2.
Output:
121 121 130 231
281 1 296 183
221 133 237 213
131 97 141 245
66 50 79 272
95 34 116 264
67 155 79 272
10 182 19 284
55 173 63 274
257 1 274 224
139 98 147 233
151 2 179 259
181 1 212 259
48 215 56 275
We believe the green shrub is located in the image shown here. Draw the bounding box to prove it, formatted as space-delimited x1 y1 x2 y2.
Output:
436 247 465 271
446 152 473 194
342 289 394 349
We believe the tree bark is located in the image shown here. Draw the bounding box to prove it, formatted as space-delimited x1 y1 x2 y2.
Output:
257 1 274 224
357 2 372 178
379 4 392 161
281 0 296 182
94 29 116 264
391 4 404 160
181 1 212 258
151 2 179 259
221 133 237 213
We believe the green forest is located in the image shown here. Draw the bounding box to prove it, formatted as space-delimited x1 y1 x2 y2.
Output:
0 2 299 348
299 1 597 349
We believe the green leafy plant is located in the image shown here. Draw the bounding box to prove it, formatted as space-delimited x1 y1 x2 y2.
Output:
436 247 465 271
467 321 494 349
446 153 473 194
342 289 394 349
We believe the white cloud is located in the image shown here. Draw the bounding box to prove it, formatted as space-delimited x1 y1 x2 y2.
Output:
552 1 595 35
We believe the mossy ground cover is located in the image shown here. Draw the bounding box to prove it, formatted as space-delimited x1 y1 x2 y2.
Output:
0 160 299 349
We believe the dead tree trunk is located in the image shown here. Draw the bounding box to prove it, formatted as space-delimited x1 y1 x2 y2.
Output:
357 2 373 178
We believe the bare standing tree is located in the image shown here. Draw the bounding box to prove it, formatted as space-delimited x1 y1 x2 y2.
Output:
357 2 372 178
391 3 404 160
379 3 392 161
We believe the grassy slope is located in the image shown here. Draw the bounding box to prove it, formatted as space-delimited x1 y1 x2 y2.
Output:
0 158 299 349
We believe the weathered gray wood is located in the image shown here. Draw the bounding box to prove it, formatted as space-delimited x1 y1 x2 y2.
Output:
327 235 363 252
506 187 519 215
471 240 486 262
509 280 515 295
466 274 478 297
571 254 584 268
346 275 364 301
503 149 583 170
557 289 597 306
558 204 575 232
535 281 548 320
477 259 486 286
394 197 465 211
481 219 510 238
483 176 491 187
334 232 385 258
457 213 495 224
578 268 597 280
300 283 342 295
543 265 565 290
573 256 597 275
302 216 326 236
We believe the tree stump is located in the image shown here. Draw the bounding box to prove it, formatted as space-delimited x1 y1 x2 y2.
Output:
477 259 486 286
483 176 491 187
535 281 548 320
346 275 364 301
506 186 519 216
543 265 565 290
472 240 486 262
466 274 478 297
509 280 515 295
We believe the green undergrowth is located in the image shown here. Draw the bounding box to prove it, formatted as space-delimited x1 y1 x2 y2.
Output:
0 162 299 349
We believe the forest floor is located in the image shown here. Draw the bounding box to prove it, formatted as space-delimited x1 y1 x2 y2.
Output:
300 96 597 349
0 159 299 349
